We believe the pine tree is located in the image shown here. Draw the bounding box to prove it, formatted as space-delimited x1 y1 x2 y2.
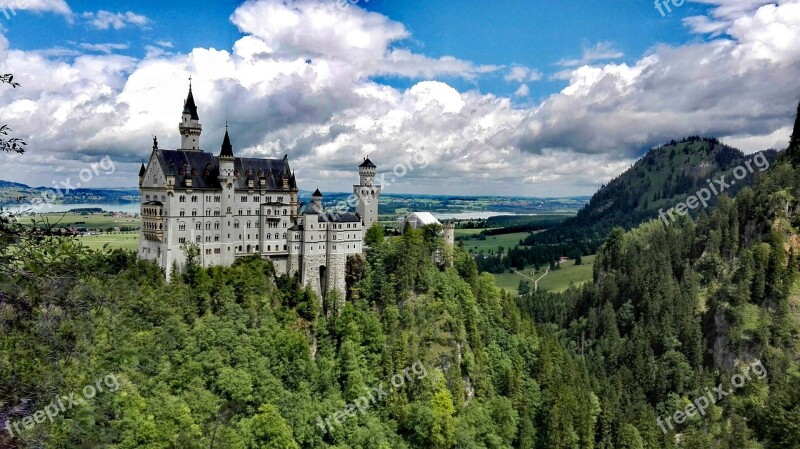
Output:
787 100 800 166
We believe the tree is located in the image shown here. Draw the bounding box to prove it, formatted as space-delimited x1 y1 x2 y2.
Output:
787 100 800 166
247 404 299 449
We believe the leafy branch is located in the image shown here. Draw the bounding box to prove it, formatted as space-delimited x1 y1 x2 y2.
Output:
0 73 25 154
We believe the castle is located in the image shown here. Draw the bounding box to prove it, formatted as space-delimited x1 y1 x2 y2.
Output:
137 83 380 297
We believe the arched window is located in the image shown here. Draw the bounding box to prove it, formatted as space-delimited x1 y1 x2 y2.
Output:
179 195 186 202
179 210 185 217
191 209 197 217
267 209 271 216
179 222 186 231
195 222 201 230
246 221 251 228
196 235 201 243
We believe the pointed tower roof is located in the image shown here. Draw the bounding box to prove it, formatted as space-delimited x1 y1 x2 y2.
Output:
359 157 376 168
138 163 146 177
312 187 323 197
183 81 199 120
220 126 234 158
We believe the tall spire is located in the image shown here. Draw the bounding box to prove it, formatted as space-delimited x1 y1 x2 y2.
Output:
183 79 199 120
179 76 202 150
220 125 234 158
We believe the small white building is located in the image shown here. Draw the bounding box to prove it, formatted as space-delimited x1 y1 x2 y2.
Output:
401 212 441 230
400 212 455 246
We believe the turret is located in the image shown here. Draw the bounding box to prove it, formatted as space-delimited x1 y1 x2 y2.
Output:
354 157 381 230
218 125 235 178
312 188 323 211
138 163 146 186
178 79 202 150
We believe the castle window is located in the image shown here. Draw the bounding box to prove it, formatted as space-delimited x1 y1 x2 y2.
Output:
196 222 201 230
206 222 211 230
179 222 186 231
283 209 287 216
234 221 240 229
283 233 287 239
246 221 252 228
255 245 259 251
267 209 271 216
267 245 271 251
180 210 186 217
214 196 221 202
247 209 251 215
206 195 211 202
267 233 271 239
215 222 220 230
238 209 243 215
227 207 232 214
214 235 220 242
206 209 211 216
196 235 201 243
206 237 210 243
214 209 220 216
284 245 287 250
191 196 198 202
179 195 186 202
277 196 283 202
179 237 186 243
241 196 247 202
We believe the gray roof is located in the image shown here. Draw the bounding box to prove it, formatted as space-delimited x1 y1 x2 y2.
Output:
155 149 297 191
323 211 361 223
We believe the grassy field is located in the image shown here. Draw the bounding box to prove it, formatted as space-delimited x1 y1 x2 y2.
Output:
460 232 531 254
492 255 597 294
30 212 139 231
76 233 139 251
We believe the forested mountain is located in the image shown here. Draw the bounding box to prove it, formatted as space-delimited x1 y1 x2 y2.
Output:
477 138 779 273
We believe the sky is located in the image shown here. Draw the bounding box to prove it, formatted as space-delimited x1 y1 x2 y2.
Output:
0 0 798 196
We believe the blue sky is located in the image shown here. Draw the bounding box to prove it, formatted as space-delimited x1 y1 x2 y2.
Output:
0 0 797 195
4 0 715 101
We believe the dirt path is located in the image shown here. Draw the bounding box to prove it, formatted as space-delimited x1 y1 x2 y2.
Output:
512 267 550 292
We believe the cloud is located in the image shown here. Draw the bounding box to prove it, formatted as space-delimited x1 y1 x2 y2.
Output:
514 84 530 97
556 41 624 67
0 0 798 197
79 42 129 54
82 10 150 30
504 65 542 83
0 0 70 16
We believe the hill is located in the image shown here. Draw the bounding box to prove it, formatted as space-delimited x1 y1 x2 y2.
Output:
552 137 778 240
476 138 779 274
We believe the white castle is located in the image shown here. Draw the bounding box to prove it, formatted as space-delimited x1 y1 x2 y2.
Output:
137 83 380 297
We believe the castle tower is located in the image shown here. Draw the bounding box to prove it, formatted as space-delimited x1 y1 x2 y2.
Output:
353 158 381 230
218 126 236 265
443 220 455 246
179 79 202 151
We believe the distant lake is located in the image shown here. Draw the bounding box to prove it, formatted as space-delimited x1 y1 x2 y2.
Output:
8 203 141 215
433 211 535 220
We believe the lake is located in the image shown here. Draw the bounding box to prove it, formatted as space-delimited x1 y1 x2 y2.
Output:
7 203 141 215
